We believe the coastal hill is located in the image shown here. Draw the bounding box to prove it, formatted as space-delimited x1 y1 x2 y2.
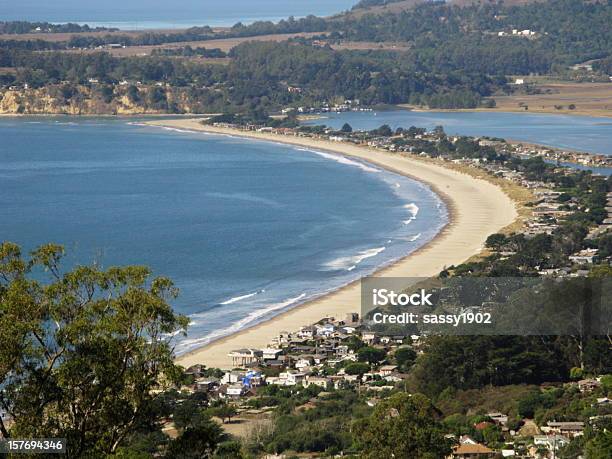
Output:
0 0 610 115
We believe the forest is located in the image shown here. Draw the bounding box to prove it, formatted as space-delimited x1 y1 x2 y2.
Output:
0 40 501 113
0 0 610 113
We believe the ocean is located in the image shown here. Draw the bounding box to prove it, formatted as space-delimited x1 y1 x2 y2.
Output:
0 118 446 353
0 0 357 29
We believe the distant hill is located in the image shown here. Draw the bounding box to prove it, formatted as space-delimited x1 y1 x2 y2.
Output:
346 0 547 18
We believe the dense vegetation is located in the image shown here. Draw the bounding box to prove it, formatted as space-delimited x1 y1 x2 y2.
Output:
0 40 500 112
333 0 612 74
1 0 610 113
0 21 117 34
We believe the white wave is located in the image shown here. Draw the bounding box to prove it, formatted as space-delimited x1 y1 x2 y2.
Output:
323 246 386 271
159 126 199 134
220 290 260 305
297 148 380 173
178 293 307 351
402 202 420 225
409 233 422 242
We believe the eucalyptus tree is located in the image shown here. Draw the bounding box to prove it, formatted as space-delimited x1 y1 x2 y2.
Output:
0 242 189 456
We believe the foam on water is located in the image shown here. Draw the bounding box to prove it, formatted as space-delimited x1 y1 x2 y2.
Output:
323 246 386 272
219 290 262 305
402 203 420 225
296 148 380 173
178 293 307 351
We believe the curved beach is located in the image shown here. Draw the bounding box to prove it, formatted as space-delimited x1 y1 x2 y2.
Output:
146 118 519 369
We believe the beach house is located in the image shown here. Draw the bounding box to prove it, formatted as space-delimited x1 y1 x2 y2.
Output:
228 348 262 367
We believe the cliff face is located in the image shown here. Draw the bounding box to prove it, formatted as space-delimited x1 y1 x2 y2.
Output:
0 85 212 115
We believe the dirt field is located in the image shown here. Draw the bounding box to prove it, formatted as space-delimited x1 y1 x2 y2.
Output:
214 412 273 439
0 27 231 42
493 82 612 117
55 32 324 57
330 41 410 52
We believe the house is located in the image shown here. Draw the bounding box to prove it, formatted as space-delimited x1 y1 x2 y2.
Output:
449 443 495 458
569 249 599 264
384 372 409 383
228 349 262 367
225 383 247 398
545 421 585 438
194 378 219 392
459 435 477 445
297 326 316 339
221 371 245 385
242 370 264 388
315 323 335 336
303 376 331 388
533 434 570 450
361 331 378 344
514 78 525 85
378 365 398 377
278 371 306 386
295 357 313 371
380 335 405 344
487 412 509 426
184 364 206 376
261 348 284 361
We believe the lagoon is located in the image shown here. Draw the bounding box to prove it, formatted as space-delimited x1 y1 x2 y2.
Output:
311 110 612 156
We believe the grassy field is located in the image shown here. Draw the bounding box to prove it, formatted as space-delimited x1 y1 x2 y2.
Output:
54 32 325 57
493 81 612 117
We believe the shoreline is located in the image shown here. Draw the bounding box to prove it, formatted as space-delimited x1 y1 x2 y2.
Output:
394 101 612 118
398 105 612 119
145 118 520 369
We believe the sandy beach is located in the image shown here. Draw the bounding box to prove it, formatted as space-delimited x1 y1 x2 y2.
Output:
145 118 519 369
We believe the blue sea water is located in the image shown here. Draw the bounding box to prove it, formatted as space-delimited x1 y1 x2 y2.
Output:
0 0 357 29
310 110 612 157
0 118 446 352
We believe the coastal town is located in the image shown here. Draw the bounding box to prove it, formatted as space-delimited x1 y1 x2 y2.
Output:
1 0 611 456
133 116 612 458
172 309 610 459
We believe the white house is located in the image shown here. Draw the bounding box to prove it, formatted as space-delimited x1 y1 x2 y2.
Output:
228 348 262 367
378 365 398 377
303 376 331 388
297 326 316 339
316 323 335 336
534 435 570 450
277 371 306 386
221 371 245 385
295 358 313 371
569 249 599 264
262 348 284 361
225 383 247 398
